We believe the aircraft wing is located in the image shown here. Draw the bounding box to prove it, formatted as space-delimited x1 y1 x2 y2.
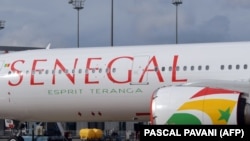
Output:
0 45 45 51
183 79 250 93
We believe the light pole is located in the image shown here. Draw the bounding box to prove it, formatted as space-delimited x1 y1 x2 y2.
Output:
172 0 182 44
0 20 5 30
68 0 86 48
111 0 113 47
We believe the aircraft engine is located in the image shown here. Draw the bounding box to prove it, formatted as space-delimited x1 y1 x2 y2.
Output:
150 86 250 125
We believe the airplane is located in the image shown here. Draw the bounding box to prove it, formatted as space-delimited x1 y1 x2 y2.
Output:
0 41 250 140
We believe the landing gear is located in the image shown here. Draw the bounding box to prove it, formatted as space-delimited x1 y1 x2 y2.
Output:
7 121 26 141
8 136 24 141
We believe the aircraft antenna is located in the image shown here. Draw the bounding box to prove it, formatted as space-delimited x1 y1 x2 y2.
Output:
46 43 51 49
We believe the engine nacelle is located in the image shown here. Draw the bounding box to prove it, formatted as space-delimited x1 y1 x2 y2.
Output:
150 86 250 125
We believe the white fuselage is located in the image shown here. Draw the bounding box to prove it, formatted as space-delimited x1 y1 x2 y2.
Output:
0 42 249 122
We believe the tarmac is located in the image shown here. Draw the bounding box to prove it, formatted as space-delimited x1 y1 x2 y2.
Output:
0 138 82 141
0 136 82 141
0 139 137 141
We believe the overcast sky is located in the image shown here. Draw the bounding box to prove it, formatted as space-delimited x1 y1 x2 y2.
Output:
1 0 250 48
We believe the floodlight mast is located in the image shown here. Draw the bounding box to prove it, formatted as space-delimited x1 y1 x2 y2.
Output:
172 0 182 44
68 0 86 48
0 20 5 30
111 0 113 47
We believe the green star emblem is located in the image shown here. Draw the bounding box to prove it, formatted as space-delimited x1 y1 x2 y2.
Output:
218 107 231 122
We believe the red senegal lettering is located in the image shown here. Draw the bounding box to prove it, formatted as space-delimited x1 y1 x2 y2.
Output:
31 59 47 85
52 58 78 84
8 60 24 86
172 55 187 82
85 58 101 84
139 56 164 83
107 56 133 84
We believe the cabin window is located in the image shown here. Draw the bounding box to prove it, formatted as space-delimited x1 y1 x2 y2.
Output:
99 68 102 73
64 69 68 74
190 66 194 71
198 65 202 70
154 67 158 72
205 65 209 70
220 65 224 70
58 70 62 74
236 65 240 70
85 69 89 74
106 68 110 73
78 69 82 74
168 66 172 71
176 66 180 71
161 67 165 72
183 66 187 71
244 64 248 69
39 70 43 74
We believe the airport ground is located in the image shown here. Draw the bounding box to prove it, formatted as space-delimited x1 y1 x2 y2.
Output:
0 138 140 141
0 131 140 141
0 120 144 141
0 138 85 141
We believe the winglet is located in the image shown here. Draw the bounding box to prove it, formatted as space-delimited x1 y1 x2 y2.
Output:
46 43 51 49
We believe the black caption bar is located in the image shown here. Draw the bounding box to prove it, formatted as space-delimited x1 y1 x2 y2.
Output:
139 125 250 140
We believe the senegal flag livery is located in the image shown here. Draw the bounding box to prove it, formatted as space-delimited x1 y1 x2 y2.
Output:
151 87 241 125
167 87 239 124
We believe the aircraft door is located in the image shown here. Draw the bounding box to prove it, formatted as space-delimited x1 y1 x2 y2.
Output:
131 55 150 85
